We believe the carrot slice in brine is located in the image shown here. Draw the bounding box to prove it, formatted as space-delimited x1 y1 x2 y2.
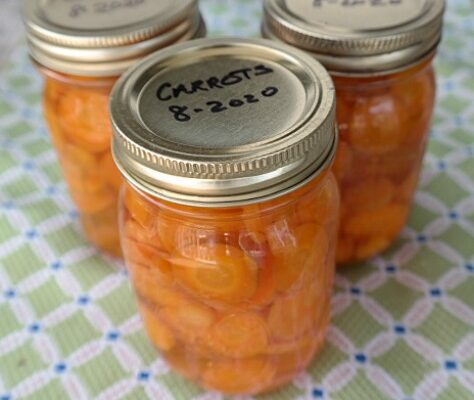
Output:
202 356 276 395
171 243 258 304
160 299 216 343
124 187 156 229
99 151 123 192
57 89 112 153
207 312 268 358
139 303 175 352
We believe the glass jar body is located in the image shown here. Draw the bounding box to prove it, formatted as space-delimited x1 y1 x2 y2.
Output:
41 69 122 257
333 59 436 264
120 170 339 395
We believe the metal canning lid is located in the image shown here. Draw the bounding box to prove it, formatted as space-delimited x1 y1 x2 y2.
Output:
263 0 445 75
23 0 204 77
111 38 336 207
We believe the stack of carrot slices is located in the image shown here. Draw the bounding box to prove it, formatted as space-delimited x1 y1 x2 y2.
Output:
333 60 436 264
122 171 339 394
43 76 123 256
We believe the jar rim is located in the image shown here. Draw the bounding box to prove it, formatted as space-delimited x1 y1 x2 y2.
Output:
111 38 338 207
262 0 445 74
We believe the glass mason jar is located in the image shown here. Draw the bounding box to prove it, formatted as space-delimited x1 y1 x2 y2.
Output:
262 0 445 264
111 38 339 395
23 0 205 257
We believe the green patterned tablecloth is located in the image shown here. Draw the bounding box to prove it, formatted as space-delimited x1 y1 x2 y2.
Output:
0 1 473 399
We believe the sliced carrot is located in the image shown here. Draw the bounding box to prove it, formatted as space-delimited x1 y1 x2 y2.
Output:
171 244 258 304
124 186 156 229
207 312 268 358
81 209 121 256
202 357 275 395
165 346 205 380
344 203 408 238
272 223 328 293
139 303 175 352
336 235 355 265
348 94 405 155
160 299 216 342
342 178 395 213
63 166 104 194
132 265 183 307
272 336 319 377
355 236 392 261
396 168 420 203
99 151 123 192
70 186 116 214
296 173 339 226
332 140 354 182
268 282 324 341
57 88 112 153
249 259 276 308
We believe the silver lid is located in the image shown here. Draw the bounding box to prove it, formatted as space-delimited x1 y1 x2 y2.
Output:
23 0 204 76
263 0 445 75
111 38 337 207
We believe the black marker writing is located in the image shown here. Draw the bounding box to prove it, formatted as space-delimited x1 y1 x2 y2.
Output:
156 64 275 102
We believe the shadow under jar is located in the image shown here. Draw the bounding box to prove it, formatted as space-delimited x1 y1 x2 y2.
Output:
110 38 339 395
23 0 206 257
262 0 445 264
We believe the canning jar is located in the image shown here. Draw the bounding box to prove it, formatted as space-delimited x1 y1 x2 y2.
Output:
111 38 338 394
23 0 205 257
262 0 445 264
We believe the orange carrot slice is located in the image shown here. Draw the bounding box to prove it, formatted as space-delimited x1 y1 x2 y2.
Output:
355 236 392 261
272 224 328 293
207 313 268 358
344 203 408 238
171 244 258 303
348 94 405 155
57 89 112 153
70 187 115 214
99 151 123 192
124 187 156 229
202 357 275 395
165 346 205 380
268 285 320 341
296 174 339 226
160 300 216 342
343 178 395 213
139 303 175 352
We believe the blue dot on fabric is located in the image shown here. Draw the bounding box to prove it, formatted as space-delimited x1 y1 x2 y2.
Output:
51 261 62 270
2 201 14 210
138 371 150 381
386 264 397 274
26 230 38 239
350 287 361 295
23 161 35 170
54 363 67 374
28 323 40 333
449 211 459 220
107 331 120 341
312 388 324 398
437 161 446 171
430 288 442 297
355 353 367 364
5 289 16 299
466 263 474 273
77 295 90 305
0 394 11 400
394 325 406 335
445 360 457 370
417 234 428 243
